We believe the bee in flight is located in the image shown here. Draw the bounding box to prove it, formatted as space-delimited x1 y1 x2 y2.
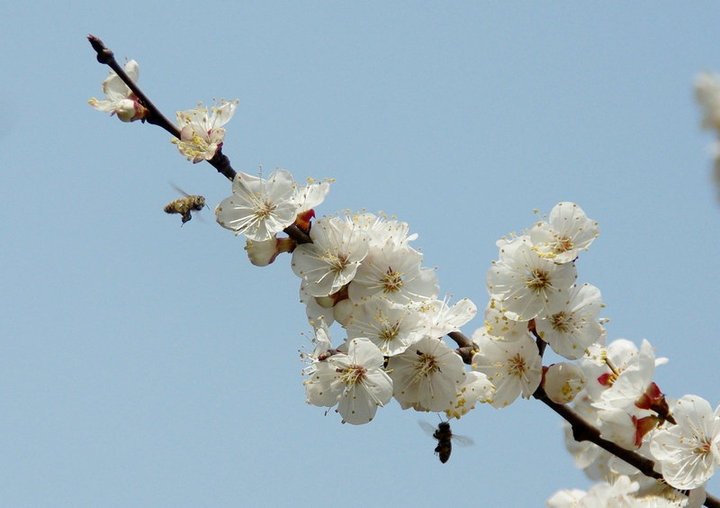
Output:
164 185 206 225
419 420 474 464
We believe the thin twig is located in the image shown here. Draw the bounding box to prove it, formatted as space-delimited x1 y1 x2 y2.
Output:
87 34 236 181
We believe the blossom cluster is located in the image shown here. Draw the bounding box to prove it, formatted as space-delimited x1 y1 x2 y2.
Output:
212 161 720 499
89 57 719 504
213 167 495 424
293 206 497 423
478 204 719 502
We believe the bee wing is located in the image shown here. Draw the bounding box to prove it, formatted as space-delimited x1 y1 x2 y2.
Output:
170 183 191 197
451 434 474 447
418 421 436 437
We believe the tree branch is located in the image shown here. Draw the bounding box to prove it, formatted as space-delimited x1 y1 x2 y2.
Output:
88 35 236 182
533 386 720 507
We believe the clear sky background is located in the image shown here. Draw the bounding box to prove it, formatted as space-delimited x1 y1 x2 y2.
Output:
2 2 720 506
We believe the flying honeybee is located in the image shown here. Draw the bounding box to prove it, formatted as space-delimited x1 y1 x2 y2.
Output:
419 420 474 464
164 185 206 225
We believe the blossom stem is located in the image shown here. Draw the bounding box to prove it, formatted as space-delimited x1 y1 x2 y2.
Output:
284 224 312 244
446 331 475 364
87 35 237 182
528 319 547 358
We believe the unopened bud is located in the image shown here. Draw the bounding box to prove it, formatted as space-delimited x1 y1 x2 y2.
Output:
115 98 139 122
544 363 586 404
113 95 148 122
245 236 295 266
245 238 279 266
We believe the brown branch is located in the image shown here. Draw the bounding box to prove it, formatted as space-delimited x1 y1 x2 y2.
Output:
284 225 312 244
88 35 178 137
207 148 237 182
448 330 473 349
88 35 236 182
533 386 720 507
447 331 475 364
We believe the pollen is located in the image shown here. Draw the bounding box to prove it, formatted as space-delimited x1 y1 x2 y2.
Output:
342 364 367 386
507 353 528 378
550 311 571 333
415 351 441 378
253 199 277 220
554 235 574 253
379 322 400 343
381 267 404 293
526 268 551 292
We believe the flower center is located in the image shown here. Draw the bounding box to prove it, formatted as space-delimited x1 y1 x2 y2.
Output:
379 323 400 343
382 267 404 293
414 350 441 380
324 251 350 273
254 199 277 220
695 437 713 457
507 353 527 378
550 311 571 333
341 364 367 386
554 236 574 253
526 268 551 292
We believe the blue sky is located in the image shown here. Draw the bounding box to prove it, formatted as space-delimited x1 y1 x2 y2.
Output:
2 2 720 506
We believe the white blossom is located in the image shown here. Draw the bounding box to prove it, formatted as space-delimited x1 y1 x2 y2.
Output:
299 280 335 327
471 328 542 408
593 339 663 411
547 476 644 507
483 298 531 340
292 216 369 297
349 212 418 248
530 202 599 264
304 337 392 425
345 297 426 356
387 336 466 413
89 59 147 122
417 297 477 339
172 99 238 163
487 236 577 321
544 362 586 405
348 244 438 304
445 370 495 419
300 318 334 377
650 395 720 490
216 169 299 241
294 178 332 215
536 282 605 360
